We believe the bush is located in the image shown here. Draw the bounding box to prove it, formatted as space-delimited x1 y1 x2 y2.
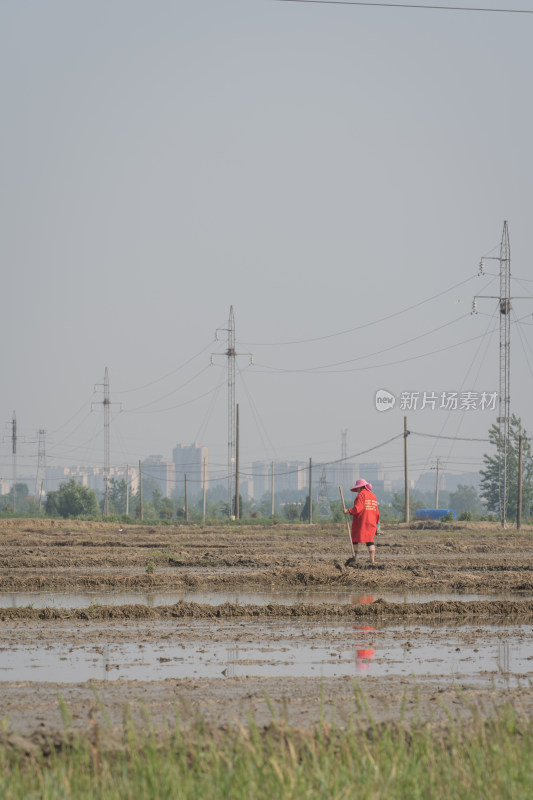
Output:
459 511 474 521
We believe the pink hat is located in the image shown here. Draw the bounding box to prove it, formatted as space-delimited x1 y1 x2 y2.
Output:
350 479 368 491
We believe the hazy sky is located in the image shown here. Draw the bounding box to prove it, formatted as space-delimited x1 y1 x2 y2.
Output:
1 0 532 488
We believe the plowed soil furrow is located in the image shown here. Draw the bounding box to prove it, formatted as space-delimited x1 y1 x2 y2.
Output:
1 597 533 621
1 518 533 739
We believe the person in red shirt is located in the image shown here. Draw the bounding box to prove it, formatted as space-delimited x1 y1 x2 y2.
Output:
345 478 380 565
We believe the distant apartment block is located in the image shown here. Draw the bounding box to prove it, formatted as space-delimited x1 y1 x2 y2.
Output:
251 460 308 499
357 463 393 494
172 443 208 495
44 465 139 495
141 456 175 498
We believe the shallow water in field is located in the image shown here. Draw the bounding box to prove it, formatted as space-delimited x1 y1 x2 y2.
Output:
1 620 532 684
0 587 528 609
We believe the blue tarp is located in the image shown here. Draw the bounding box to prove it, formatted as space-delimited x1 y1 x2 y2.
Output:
415 509 457 520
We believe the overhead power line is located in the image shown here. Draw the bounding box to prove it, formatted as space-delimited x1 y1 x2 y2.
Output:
240 275 477 346
410 430 489 442
274 0 533 14
254 323 499 374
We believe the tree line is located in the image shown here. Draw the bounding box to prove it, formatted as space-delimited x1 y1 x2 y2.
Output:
1 415 531 522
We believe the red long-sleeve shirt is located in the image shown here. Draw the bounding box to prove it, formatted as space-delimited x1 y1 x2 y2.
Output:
348 488 380 543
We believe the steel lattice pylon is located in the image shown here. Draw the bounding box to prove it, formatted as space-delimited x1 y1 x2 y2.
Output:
227 307 236 516
35 429 47 498
212 308 252 518
474 222 533 527
498 222 511 528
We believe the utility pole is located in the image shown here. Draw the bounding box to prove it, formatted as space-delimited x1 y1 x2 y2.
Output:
184 474 189 522
212 308 252 518
431 458 441 509
271 461 275 517
92 368 122 517
138 460 143 521
474 222 533 529
404 416 410 524
202 457 207 523
308 457 313 524
517 435 523 530
125 465 129 516
12 412 17 513
235 403 240 519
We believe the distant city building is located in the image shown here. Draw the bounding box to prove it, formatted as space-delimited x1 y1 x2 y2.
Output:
141 456 175 498
359 463 385 483
329 462 358 495
172 443 209 496
251 460 308 500
44 465 138 495
358 463 392 494
416 471 480 494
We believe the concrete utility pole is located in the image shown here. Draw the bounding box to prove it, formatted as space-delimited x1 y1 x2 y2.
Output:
12 412 17 513
517 435 523 530
125 465 129 516
202 457 207 523
404 416 410 524
271 461 275 517
138 460 143 521
308 457 313 524
431 458 441 509
184 474 189 522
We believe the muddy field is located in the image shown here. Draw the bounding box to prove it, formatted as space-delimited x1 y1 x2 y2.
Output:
1 518 533 750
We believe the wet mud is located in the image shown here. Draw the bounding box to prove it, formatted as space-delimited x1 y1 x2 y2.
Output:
2 598 533 621
1 518 533 742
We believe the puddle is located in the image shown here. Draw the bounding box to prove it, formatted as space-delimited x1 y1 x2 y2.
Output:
1 621 532 684
0 588 528 610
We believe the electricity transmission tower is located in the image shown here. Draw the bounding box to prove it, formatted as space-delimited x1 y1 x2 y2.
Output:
474 221 533 528
35 429 47 499
92 368 122 516
338 428 348 488
212 307 252 517
317 467 331 519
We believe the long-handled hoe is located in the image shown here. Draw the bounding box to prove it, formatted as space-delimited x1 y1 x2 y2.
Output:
339 486 356 566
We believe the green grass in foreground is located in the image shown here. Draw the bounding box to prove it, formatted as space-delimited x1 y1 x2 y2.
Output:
1 701 532 799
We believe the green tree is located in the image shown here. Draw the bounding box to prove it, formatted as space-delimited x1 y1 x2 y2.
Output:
480 415 533 522
284 503 300 521
448 484 484 517
151 488 163 516
46 478 100 518
391 492 425 519
159 497 174 521
300 496 319 522
0 483 30 512
108 478 128 515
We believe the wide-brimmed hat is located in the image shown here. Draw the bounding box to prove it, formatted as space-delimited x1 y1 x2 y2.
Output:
350 479 369 491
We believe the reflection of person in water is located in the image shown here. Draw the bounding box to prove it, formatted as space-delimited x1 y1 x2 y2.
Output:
355 647 376 675
345 479 380 565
